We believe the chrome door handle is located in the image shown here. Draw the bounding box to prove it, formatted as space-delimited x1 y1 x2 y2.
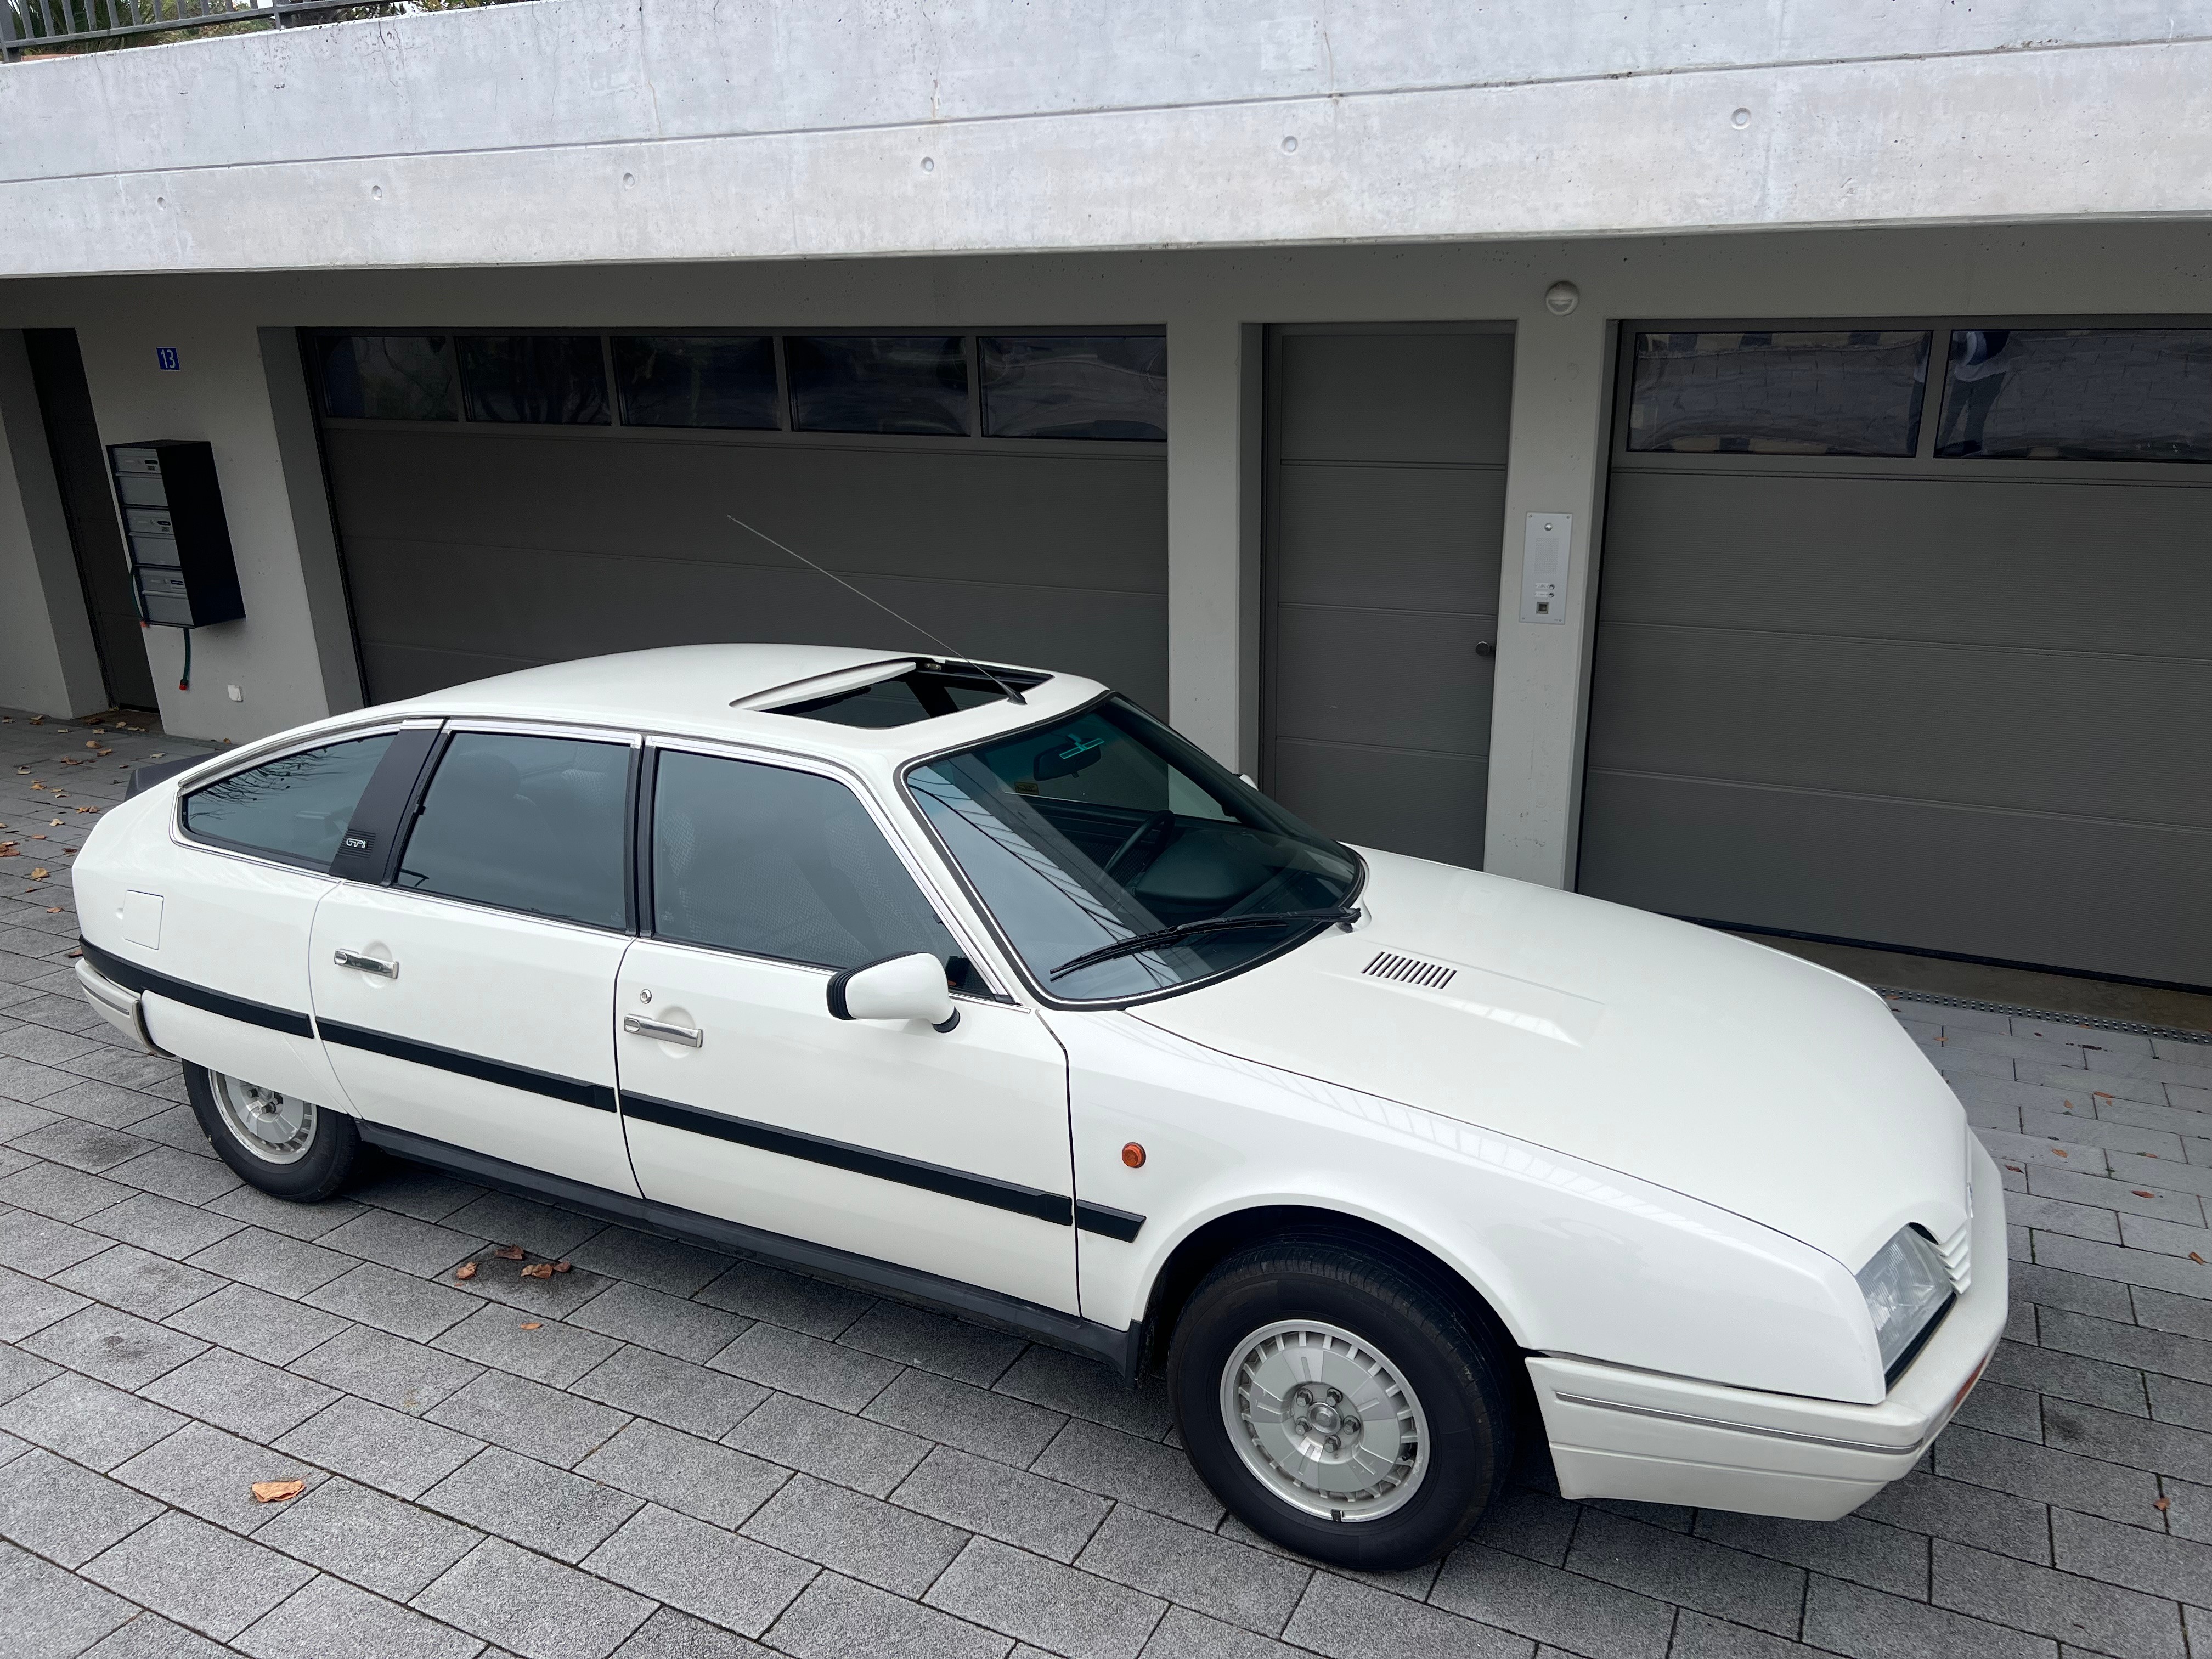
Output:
332 949 398 980
623 1014 703 1048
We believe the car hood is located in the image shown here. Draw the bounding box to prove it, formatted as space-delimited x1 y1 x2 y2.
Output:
1129 850 1968 1271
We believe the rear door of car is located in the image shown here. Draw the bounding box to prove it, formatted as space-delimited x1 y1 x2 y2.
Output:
308 722 641 1197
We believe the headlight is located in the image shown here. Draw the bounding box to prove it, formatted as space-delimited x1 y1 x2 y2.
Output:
1857 1227 1953 1379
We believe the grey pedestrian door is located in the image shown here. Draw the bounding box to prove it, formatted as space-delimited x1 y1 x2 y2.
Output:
1580 320 2212 989
1261 326 1514 867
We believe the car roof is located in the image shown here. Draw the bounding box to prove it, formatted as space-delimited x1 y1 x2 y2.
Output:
370 644 1110 763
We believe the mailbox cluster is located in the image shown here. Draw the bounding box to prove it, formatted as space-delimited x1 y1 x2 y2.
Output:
106 440 244 628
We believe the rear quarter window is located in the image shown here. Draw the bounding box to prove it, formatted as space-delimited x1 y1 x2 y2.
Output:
182 734 397 870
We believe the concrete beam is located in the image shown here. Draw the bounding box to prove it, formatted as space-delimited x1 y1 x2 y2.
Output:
1166 317 1261 771
0 330 106 717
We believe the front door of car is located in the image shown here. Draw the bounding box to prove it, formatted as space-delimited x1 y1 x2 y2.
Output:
308 726 640 1198
614 743 1079 1314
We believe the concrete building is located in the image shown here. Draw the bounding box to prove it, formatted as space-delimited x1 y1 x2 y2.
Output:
3 0 2209 998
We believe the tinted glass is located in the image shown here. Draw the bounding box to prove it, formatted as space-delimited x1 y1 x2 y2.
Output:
316 336 457 421
786 336 969 435
612 335 780 430
456 336 611 425
1937 329 2212 462
184 735 396 868
981 336 1167 440
653 752 963 975
907 698 1360 1002
769 664 1041 729
1628 330 1931 456
397 733 629 928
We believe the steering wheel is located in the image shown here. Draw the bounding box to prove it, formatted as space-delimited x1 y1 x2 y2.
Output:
1101 810 1177 884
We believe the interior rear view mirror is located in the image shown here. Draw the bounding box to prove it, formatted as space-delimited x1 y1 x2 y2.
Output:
826 952 959 1031
1032 731 1107 783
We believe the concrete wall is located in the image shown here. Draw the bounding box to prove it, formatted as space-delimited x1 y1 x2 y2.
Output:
3 2 2212 276
0 330 106 717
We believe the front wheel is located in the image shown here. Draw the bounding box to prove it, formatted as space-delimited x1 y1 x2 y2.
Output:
185 1063 359 1202
1167 1240 1515 1570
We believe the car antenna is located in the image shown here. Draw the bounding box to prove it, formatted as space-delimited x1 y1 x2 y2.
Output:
726 514 1026 705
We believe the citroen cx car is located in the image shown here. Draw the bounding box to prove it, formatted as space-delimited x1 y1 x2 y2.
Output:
70 644 2004 1568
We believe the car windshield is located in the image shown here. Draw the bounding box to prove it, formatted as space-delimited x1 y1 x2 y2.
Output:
905 697 1362 1001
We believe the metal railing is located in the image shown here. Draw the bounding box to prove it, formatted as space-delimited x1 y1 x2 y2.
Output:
1 0 430 59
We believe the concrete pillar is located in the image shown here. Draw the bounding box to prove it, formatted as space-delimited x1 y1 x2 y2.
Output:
1165 317 1262 771
0 330 106 717
259 328 364 718
1482 304 1613 888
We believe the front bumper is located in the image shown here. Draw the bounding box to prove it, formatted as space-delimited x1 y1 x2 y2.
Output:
75 954 171 1058
1527 1137 2008 1521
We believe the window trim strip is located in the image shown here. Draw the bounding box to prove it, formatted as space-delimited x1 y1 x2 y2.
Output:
318 1019 618 1113
77 940 316 1041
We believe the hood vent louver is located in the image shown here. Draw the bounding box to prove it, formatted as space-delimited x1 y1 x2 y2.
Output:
1362 951 1458 991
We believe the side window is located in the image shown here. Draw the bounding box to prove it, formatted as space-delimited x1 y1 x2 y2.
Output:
183 734 396 870
652 751 964 978
396 733 630 929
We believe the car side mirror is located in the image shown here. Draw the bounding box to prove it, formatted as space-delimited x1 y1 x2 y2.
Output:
827 952 959 1032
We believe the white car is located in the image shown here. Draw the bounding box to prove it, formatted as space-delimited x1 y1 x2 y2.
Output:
71 645 2004 1568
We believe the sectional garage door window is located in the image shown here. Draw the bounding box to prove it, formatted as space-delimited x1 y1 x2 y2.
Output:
307 329 1169 709
1581 319 2212 989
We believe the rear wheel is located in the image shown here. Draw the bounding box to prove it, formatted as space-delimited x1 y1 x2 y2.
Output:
1167 1239 1514 1570
185 1063 359 1201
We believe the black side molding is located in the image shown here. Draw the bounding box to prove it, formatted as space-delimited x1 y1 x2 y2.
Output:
78 939 315 1041
319 1020 618 1113
1075 1201 1146 1243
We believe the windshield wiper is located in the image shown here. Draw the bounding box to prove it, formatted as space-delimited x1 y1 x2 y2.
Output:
1049 906 1361 979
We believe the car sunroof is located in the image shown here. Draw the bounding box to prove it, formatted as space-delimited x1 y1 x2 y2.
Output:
768 663 1047 728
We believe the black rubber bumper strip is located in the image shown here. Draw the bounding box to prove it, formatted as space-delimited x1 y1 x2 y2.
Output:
318 1020 618 1113
1074 1201 1146 1243
78 939 315 1041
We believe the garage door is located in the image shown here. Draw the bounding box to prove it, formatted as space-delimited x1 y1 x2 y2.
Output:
1580 321 2212 989
308 330 1169 709
1261 326 1513 866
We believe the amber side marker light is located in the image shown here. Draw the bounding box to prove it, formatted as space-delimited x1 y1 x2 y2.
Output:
1122 1143 1147 1169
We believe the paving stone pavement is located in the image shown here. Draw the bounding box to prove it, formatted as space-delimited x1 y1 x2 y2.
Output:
4 704 2212 1658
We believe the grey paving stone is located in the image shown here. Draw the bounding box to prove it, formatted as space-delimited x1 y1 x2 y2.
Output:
0 1537 137 1658
2011 1262 2139 1322
577 1418 789 1530
25 1302 208 1388
1693 1509 1929 1599
562 1227 731 1298
0 1201 112 1273
1987 1339 2151 1416
254 1476 484 1602
743 1471 967 1597
2153 1473 2212 1542
200 1185 362 1242
2028 1167 2205 1227
1076 1504 1310 1637
0 1444 162 1566
442 1192 605 1260
770 1571 1008 1659
2039 1233 2212 1299
426 1367 631 1468
162 1281 350 1365
926 1535 1167 1659
839 1300 1028 1387
613 1605 772 1657
1951 1376 2044 1441
865 1363 1066 1467
1933 1423 2164 1526
2040 1308 2212 1387
29 1078 172 1132
895 1443 1111 1562
724 1391 929 1498
276 1394 484 1500
1668 1609 1848 1657
1469 1487 1581 1568
347 1164 488 1224
9 1116 158 1174
1431 1539 1670 1657
2051 1505 2212 1606
316 1206 486 1277
433 1302 620 1387
0 1260 91 1340
570 1345 769 1441
0 1096 63 1138
994 1346 1174 1440
112 1419 326 1535
287 1322 484 1415
421 1445 644 1562
567 1279 750 1363
183 1226 352 1297
305 1260 481 1342
2145 1370 2212 1432
2134 1287 2212 1345
234 1572 486 1659
82 1508 315 1641
453 1255 616 1321
1030 1418 1223 1531
2043 1396 2212 1484
694 1259 872 1338
78 1610 238 1657
81 1192 245 1257
1802 1574 2055 1659
710 1319 899 1412
139 1346 340 1444
104 1146 240 1207
415 1536 654 1659
584 1503 816 1636
1139 1605 1306 1659
52 1243 223 1321
0 1056 93 1105
1932 1537 2185 1658
1291 1567 1531 1658
2121 1212 2212 1261
0 1370 188 1470
1566 1506 1806 1635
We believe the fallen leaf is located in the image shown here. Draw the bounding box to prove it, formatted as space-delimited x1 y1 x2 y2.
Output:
2136 1190 2159 1199
2192 1253 2205 1265
2158 1496 2172 1511
0 845 15 857
76 806 97 813
454 1262 478 1282
520 1262 554 1279
493 1243 524 1260
83 740 98 750
45 908 60 915
29 868 47 880
250 1480 305 1503
551 1260 573 1273
27 716 42 725
29 783 43 791
519 1321 543 1331
2053 1148 2069 1157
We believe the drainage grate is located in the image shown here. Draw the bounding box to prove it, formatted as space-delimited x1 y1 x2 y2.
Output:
1363 951 1457 991
1878 988 2211 1048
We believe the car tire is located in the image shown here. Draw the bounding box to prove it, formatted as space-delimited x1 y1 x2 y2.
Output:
1167 1238 1515 1570
184 1062 359 1203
